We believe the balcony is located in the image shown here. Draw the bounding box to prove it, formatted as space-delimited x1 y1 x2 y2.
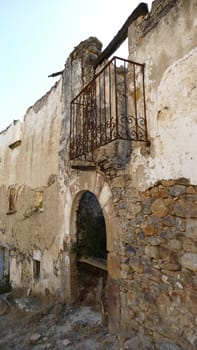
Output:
70 56 149 163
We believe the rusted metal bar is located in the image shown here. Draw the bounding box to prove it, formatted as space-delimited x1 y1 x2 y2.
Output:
133 64 138 139
142 64 149 143
70 56 149 161
104 68 107 144
71 56 144 105
124 60 127 138
109 63 112 140
99 74 102 145
114 58 118 138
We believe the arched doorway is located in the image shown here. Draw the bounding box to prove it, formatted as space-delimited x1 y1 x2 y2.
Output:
75 191 108 322
64 172 120 332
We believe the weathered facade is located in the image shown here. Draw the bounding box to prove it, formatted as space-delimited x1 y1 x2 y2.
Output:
0 0 197 348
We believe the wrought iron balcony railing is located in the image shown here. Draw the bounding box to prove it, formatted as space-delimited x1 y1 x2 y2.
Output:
70 56 149 161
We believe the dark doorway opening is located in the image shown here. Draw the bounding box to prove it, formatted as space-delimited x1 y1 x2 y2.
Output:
75 191 107 322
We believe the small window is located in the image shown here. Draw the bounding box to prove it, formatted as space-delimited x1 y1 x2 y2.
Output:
33 260 40 280
7 186 17 215
9 140 21 150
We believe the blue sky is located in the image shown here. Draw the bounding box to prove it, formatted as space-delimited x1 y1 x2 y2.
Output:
0 0 152 131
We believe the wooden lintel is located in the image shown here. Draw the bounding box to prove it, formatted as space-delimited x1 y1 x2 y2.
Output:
71 165 96 171
70 160 96 171
94 3 148 69
78 257 107 271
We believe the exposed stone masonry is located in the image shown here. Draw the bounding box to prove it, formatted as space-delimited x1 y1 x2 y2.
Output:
0 0 196 349
110 177 197 348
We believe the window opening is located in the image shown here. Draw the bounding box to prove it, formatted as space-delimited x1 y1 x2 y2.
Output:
33 260 40 280
7 186 17 215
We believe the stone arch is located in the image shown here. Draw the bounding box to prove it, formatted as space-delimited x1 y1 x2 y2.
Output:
61 171 120 332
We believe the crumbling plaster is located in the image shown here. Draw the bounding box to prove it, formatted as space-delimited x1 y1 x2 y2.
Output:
0 80 62 188
0 0 196 346
0 79 64 294
128 0 197 190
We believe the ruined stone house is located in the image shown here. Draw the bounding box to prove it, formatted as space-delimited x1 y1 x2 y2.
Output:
0 0 197 348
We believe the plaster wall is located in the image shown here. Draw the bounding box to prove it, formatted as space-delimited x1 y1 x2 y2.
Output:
0 79 64 294
0 1 196 346
128 0 197 190
0 79 62 188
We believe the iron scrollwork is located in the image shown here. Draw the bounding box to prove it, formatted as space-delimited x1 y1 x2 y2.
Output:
70 57 149 161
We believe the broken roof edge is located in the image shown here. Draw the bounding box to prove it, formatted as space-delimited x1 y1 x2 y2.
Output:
93 2 149 70
0 119 22 136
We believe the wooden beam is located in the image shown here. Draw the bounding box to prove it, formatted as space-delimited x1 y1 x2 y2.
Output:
48 70 63 78
94 2 148 69
78 257 107 271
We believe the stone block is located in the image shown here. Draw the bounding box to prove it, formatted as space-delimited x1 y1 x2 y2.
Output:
143 189 151 197
151 198 169 218
144 291 156 303
161 263 181 271
78 171 96 192
164 198 173 207
168 239 182 250
105 216 119 252
148 237 162 245
121 263 130 272
133 263 144 273
157 341 182 350
169 185 185 197
29 333 42 345
162 215 175 227
160 188 169 198
129 257 144 273
159 247 178 263
69 178 80 198
186 194 197 201
107 278 120 333
94 173 105 197
151 186 160 197
185 219 197 238
132 202 142 216
144 224 157 236
108 253 120 279
175 178 190 185
174 200 197 218
181 253 197 272
186 186 197 194
161 180 176 187
98 182 112 209
175 217 186 232
183 239 197 253
111 176 126 188
145 245 160 259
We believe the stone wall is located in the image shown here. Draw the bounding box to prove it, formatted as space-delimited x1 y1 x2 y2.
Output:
0 0 196 348
112 176 197 348
107 0 197 347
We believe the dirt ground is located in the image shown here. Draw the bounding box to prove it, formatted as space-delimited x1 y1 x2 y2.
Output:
0 291 120 350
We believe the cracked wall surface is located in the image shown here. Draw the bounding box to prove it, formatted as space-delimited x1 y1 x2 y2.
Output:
0 0 196 348
0 79 63 294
